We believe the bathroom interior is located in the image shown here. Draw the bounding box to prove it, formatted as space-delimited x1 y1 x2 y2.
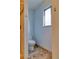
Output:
28 0 52 59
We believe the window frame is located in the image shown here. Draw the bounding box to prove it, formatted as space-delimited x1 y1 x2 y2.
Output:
43 6 52 27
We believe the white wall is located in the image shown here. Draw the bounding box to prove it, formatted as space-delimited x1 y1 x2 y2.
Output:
28 10 35 40
34 0 52 52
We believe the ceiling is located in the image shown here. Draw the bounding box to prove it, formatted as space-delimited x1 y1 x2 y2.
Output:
28 0 44 10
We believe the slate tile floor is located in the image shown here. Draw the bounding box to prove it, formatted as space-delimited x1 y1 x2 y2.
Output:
28 46 52 59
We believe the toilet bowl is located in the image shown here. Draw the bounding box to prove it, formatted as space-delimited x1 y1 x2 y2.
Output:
28 39 36 52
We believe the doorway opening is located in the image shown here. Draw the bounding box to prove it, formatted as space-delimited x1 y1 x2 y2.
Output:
27 0 52 59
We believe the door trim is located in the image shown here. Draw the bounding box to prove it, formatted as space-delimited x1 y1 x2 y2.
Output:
52 0 59 59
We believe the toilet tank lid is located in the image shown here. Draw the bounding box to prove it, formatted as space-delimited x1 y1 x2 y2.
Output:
29 40 35 44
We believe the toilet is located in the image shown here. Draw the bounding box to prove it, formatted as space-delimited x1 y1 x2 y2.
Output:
28 39 36 52
28 29 36 52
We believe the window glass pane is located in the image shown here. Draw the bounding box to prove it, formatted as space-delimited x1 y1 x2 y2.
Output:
44 7 51 26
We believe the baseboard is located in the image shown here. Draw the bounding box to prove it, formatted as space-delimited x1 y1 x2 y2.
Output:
35 44 52 54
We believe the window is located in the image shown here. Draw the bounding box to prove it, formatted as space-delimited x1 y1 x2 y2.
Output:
43 7 52 26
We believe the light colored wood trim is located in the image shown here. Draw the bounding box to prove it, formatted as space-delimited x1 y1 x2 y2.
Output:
24 0 28 59
52 0 59 59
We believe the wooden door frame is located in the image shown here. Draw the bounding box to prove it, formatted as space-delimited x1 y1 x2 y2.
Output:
52 0 59 59
20 0 59 59
20 0 24 59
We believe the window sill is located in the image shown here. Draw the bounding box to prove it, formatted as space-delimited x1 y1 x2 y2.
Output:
43 25 51 28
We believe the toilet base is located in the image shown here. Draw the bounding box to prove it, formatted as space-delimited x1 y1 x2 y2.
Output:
29 44 35 53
